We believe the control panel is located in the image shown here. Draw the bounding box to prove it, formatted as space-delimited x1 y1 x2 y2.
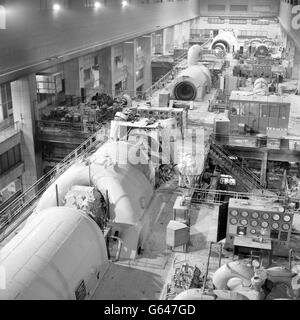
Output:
225 198 293 255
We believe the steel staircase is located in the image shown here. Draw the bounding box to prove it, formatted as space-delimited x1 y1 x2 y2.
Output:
208 135 265 192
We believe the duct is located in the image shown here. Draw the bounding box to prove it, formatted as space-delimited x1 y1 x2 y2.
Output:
0 207 108 300
187 44 202 67
210 31 238 53
171 65 211 101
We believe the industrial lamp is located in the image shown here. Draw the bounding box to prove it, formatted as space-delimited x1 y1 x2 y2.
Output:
122 0 129 7
52 3 61 11
94 1 101 9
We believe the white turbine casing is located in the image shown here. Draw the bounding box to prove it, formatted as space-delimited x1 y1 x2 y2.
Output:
34 141 154 259
210 31 238 52
0 207 108 300
171 65 211 101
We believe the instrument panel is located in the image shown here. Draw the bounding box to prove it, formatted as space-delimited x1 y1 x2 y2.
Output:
227 207 293 242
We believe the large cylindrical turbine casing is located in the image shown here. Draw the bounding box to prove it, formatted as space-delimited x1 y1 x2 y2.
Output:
0 207 108 300
210 31 238 53
171 65 211 101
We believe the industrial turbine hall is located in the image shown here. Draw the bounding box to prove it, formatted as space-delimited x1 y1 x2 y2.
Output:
1 0 300 301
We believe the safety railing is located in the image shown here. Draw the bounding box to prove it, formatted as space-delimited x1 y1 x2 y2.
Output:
189 187 294 206
212 133 300 152
0 130 108 241
37 120 101 134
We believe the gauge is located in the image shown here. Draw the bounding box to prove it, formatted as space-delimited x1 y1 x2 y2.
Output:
282 223 290 231
231 210 238 217
230 218 238 225
261 221 269 228
252 212 259 219
250 229 256 235
262 213 269 220
251 220 258 227
272 214 280 221
272 222 279 229
283 215 291 222
241 211 249 218
240 219 248 226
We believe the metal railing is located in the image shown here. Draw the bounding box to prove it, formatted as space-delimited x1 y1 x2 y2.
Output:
189 187 290 206
0 130 108 241
212 133 300 152
37 120 101 134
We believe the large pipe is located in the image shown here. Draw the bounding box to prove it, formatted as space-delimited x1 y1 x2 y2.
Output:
187 44 202 67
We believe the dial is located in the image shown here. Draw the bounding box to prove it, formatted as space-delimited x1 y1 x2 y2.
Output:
230 218 238 225
250 229 256 235
240 219 248 226
261 221 269 228
272 214 280 221
272 222 279 229
283 215 291 222
282 223 290 231
241 211 249 218
251 220 258 227
231 210 238 217
252 212 259 219
262 213 269 220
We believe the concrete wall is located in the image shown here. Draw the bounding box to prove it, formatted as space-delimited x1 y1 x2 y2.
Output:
199 0 280 17
0 0 199 82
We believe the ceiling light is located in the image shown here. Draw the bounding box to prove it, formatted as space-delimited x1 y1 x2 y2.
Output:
53 3 61 11
122 1 128 7
94 2 101 9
